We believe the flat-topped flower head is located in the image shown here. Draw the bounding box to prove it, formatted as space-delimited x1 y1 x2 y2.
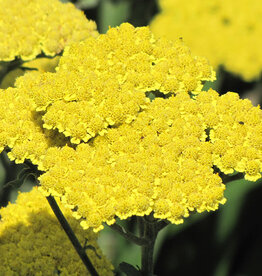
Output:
2 21 261 234
39 89 262 232
0 0 98 61
16 23 215 144
151 0 262 81
0 187 114 275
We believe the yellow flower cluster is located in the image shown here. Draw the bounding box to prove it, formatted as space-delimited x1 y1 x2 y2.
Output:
0 23 214 166
2 21 262 233
16 23 215 144
0 87 67 165
39 89 262 232
0 187 114 275
151 0 262 81
0 0 98 61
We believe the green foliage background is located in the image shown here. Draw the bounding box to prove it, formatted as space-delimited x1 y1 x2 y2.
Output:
1 1 262 275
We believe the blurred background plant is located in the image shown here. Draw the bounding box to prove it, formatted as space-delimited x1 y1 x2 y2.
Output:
0 0 262 275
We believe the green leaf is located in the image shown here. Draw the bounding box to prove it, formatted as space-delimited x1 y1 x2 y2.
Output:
215 178 260 243
76 0 100 9
202 66 222 92
119 262 142 276
98 0 131 33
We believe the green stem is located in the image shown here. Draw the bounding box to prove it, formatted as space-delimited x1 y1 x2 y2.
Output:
108 215 169 275
109 223 148 246
140 215 169 276
222 172 244 184
46 195 99 276
141 222 157 275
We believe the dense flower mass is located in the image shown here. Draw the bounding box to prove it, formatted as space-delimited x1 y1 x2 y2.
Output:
0 0 98 61
0 187 114 275
16 22 215 144
151 0 262 80
1 22 262 233
0 23 214 164
39 89 262 231
0 87 67 164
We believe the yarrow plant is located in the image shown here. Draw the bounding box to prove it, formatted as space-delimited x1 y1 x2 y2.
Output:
150 0 262 81
1 1 262 275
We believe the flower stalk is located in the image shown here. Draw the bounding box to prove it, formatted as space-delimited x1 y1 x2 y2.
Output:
139 214 169 276
109 223 148 246
140 216 158 276
46 195 99 276
110 214 169 275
